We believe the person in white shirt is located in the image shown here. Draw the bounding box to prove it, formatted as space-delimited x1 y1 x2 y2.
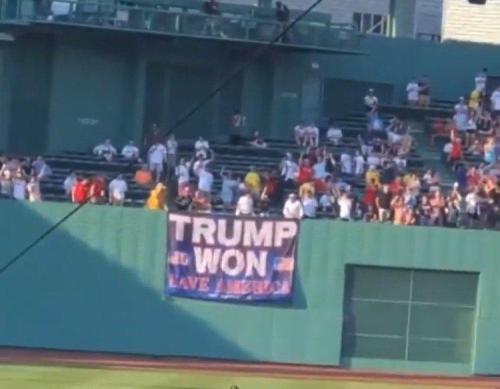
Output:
340 152 352 175
406 78 419 106
194 137 210 159
175 158 191 191
193 151 214 177
326 125 343 145
108 174 128 206
63 171 77 197
32 156 52 181
93 138 117 161
305 123 319 147
337 191 353 221
12 171 26 200
454 97 469 131
364 88 378 117
354 151 365 176
121 140 140 161
198 168 214 194
148 142 167 182
280 153 298 187
235 191 254 216
301 191 318 218
475 69 487 93
283 193 304 219
166 134 178 173
294 122 307 146
491 87 500 118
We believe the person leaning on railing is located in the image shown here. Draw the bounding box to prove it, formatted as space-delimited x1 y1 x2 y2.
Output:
202 0 226 38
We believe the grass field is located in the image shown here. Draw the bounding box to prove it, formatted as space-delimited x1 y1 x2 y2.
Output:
0 364 478 389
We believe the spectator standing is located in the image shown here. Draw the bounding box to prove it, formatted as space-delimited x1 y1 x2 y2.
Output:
283 193 303 219
166 134 178 175
146 183 167 211
175 158 192 193
275 1 290 42
364 89 378 118
354 151 365 176
376 184 392 222
12 169 27 200
89 176 106 204
281 153 298 188
337 190 353 221
474 69 487 94
108 174 128 206
302 190 318 218
72 178 89 204
194 137 210 159
297 155 313 185
191 190 212 213
235 191 254 216
32 156 52 181
220 168 239 209
26 176 41 202
63 171 77 198
340 151 353 175
198 168 214 195
244 166 262 196
406 78 419 106
148 141 167 182
418 75 430 107
93 139 117 161
454 97 469 133
121 140 140 161
490 86 500 119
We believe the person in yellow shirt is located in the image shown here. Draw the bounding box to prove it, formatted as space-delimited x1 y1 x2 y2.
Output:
365 165 380 187
244 166 262 196
299 181 315 198
469 89 481 113
146 182 167 211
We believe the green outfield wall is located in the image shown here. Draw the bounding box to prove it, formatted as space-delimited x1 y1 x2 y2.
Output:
0 201 499 376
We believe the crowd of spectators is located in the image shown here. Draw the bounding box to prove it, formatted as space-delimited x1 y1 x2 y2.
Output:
2 69 499 229
0 156 47 201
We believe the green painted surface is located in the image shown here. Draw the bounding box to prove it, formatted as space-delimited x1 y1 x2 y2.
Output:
0 201 500 376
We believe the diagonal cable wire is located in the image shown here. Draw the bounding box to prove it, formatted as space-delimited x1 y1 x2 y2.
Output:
0 0 324 276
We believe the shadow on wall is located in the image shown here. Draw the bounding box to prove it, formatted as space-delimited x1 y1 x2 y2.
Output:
0 201 251 360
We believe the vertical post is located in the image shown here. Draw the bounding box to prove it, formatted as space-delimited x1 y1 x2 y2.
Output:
388 0 396 37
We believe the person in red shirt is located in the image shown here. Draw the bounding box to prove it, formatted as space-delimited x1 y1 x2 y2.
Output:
297 155 313 185
449 137 463 164
389 176 404 195
72 178 90 204
261 170 281 206
89 176 106 204
363 179 378 209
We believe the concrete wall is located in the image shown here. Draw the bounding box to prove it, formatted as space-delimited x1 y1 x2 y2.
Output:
442 0 500 44
1 201 500 375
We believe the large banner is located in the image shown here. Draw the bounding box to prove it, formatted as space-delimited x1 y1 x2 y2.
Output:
166 213 299 302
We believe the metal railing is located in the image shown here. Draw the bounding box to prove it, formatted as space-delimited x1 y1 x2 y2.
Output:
0 0 361 51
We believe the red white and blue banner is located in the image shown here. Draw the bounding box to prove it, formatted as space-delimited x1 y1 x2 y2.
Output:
166 213 299 302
